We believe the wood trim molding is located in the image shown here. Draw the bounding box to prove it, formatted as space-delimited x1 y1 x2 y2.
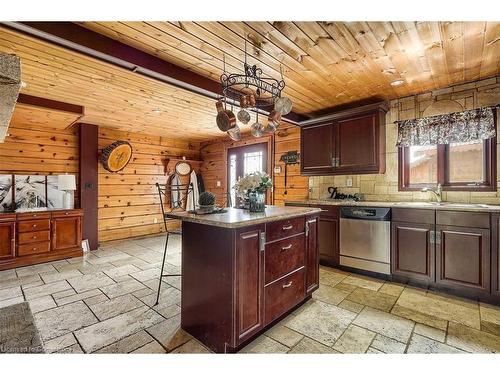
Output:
17 93 84 115
299 101 389 126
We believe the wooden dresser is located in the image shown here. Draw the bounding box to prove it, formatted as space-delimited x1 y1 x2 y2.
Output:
0 209 83 270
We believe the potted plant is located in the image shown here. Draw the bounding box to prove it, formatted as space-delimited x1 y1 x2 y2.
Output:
233 172 273 212
198 191 216 213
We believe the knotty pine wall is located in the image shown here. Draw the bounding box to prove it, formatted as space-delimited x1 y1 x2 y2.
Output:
0 121 79 205
98 128 201 242
200 121 309 206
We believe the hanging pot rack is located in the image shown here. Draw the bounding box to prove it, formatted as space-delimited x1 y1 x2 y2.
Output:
217 39 292 139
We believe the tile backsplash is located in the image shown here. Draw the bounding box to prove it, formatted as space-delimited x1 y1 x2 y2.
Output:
308 77 500 204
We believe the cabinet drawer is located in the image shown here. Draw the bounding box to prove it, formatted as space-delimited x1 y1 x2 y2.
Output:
18 219 50 233
436 211 490 229
52 210 83 218
0 214 16 223
18 241 50 256
265 234 305 284
266 217 305 242
392 208 435 224
18 230 50 245
265 267 305 325
16 212 50 221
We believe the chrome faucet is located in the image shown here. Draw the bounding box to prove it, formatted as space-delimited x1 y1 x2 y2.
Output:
422 183 443 203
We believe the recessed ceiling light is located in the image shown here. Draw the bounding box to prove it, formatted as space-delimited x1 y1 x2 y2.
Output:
390 79 405 86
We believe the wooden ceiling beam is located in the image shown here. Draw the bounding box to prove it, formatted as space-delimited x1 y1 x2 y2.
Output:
17 93 84 115
3 21 307 123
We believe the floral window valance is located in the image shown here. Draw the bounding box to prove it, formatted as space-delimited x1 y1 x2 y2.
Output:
396 106 498 147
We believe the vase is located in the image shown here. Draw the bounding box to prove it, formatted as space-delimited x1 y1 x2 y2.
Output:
248 191 265 212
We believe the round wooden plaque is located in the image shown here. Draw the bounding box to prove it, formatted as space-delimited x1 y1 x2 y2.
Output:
101 140 133 173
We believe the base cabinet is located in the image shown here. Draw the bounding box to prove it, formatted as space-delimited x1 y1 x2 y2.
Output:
305 216 319 294
492 214 500 297
436 226 490 293
235 226 264 344
181 213 319 353
52 215 82 252
0 209 83 271
0 220 15 260
391 222 434 283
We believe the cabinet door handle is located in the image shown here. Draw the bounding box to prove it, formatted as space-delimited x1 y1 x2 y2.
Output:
259 232 266 252
282 224 293 230
65 212 69 215
282 281 293 289
33 236 37 239
281 244 293 251
319 209 330 212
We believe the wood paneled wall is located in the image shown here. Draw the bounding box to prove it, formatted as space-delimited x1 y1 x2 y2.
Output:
98 128 201 242
200 122 308 206
0 119 80 208
273 123 309 206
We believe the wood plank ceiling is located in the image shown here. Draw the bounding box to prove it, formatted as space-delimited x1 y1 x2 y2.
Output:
0 26 222 139
0 22 498 140
79 21 500 115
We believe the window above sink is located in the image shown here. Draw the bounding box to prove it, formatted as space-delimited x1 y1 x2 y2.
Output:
398 139 496 192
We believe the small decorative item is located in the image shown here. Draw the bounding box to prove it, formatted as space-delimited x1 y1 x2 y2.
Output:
174 160 192 176
81 239 90 253
57 174 76 209
233 171 273 212
101 140 133 173
198 191 216 213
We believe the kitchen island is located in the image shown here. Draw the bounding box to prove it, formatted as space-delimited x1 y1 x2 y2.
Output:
166 206 321 353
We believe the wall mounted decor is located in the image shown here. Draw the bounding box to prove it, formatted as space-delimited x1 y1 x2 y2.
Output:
47 175 64 209
14 175 46 210
100 140 133 172
0 174 13 212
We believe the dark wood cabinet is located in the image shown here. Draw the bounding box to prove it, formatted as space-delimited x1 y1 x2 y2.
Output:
334 112 385 174
180 212 318 353
0 218 16 261
435 225 490 293
0 209 83 271
300 102 387 176
235 226 265 344
491 214 500 297
52 214 82 252
300 122 334 175
316 206 340 266
391 222 435 282
305 215 319 295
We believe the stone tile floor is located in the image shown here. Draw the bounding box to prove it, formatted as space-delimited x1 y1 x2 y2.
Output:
1 234 499 354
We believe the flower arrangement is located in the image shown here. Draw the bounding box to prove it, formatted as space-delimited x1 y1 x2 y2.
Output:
234 171 273 197
233 172 272 212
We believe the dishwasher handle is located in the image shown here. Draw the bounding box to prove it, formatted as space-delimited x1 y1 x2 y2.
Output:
340 207 391 221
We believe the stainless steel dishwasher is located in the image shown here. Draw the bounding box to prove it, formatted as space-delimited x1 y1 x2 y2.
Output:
339 207 391 275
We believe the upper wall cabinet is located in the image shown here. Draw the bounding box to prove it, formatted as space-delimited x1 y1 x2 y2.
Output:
300 102 388 176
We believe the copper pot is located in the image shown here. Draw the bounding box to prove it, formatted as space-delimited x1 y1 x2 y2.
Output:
215 101 236 131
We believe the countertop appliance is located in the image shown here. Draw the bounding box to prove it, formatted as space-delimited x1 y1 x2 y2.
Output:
339 206 391 275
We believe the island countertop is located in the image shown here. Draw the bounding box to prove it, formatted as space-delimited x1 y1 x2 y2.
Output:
165 205 321 228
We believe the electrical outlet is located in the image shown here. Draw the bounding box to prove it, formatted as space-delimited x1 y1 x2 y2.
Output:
216 180 221 187
273 166 281 174
346 178 353 187
153 218 158 224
